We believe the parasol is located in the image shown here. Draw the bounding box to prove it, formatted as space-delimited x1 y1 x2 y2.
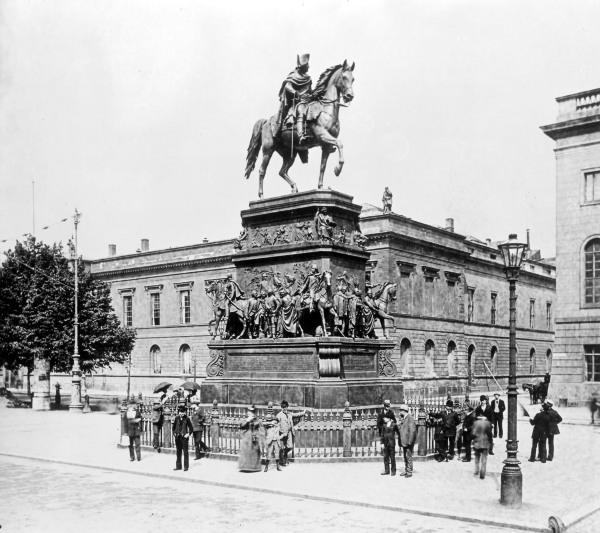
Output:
153 382 172 394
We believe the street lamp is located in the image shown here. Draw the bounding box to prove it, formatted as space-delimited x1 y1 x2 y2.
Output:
498 233 527 507
69 209 83 413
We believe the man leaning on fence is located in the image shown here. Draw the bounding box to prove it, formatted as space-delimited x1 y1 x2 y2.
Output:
172 404 194 471
397 404 417 477
191 399 208 461
276 400 308 466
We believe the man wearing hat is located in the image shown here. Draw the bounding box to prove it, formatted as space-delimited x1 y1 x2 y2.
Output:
379 412 399 475
490 393 506 439
190 399 208 461
544 400 562 462
461 403 477 462
377 400 397 437
528 401 551 463
278 54 313 142
151 399 164 453
276 400 307 466
475 395 494 455
263 416 282 472
429 400 461 461
397 404 417 477
126 397 143 462
172 404 193 471
472 410 493 479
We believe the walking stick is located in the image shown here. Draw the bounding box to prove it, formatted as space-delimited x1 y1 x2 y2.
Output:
483 361 530 417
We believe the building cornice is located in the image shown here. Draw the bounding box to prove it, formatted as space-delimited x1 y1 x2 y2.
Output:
93 256 233 278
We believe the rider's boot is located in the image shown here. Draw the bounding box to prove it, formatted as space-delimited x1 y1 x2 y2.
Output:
296 116 308 144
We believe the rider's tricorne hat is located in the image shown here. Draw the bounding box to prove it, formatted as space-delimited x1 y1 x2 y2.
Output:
297 53 310 67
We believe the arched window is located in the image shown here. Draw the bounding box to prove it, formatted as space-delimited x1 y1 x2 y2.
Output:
150 345 161 374
425 339 435 377
467 345 476 381
529 348 536 374
490 346 498 374
585 239 600 305
180 344 192 374
400 338 411 376
447 341 457 376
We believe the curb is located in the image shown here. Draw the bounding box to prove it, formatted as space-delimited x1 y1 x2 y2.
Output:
0 451 554 533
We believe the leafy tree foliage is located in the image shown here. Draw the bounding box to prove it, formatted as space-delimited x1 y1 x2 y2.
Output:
0 237 136 373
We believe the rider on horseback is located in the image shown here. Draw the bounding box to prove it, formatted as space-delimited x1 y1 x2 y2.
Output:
278 53 312 143
224 274 245 322
300 264 321 313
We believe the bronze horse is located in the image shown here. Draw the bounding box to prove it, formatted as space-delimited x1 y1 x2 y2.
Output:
245 61 355 198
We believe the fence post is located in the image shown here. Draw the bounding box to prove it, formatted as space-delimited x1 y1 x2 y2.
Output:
163 403 172 449
416 401 427 457
210 399 221 453
343 401 352 457
54 383 61 408
119 399 128 444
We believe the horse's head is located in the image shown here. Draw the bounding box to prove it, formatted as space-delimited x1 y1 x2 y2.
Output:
387 283 397 301
322 270 333 288
338 60 355 104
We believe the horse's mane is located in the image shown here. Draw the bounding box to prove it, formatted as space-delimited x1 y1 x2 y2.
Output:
311 64 342 100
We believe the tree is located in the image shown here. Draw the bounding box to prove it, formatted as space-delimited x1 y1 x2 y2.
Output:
0 237 136 375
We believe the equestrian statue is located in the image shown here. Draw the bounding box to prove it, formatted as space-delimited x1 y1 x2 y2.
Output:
245 54 355 198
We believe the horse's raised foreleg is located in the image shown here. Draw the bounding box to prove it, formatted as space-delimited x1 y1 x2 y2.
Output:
317 132 344 177
278 152 298 194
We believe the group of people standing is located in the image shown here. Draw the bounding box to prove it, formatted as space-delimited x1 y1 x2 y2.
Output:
377 400 417 477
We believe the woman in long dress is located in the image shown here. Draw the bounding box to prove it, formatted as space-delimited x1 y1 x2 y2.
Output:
238 405 265 472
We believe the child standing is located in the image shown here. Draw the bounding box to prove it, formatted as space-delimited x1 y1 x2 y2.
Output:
264 416 282 472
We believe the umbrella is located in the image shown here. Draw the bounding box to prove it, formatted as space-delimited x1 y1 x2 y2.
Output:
153 382 172 394
180 381 201 391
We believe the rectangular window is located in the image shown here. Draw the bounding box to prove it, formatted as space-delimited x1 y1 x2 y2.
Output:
584 171 600 203
123 296 133 327
585 345 600 382
151 293 161 326
180 290 191 324
490 293 497 325
467 288 475 322
529 299 535 329
546 302 552 330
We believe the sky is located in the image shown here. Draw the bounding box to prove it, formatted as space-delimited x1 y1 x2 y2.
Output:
1 0 599 260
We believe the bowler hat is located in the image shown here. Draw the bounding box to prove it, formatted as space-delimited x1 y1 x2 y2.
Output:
446 399 454 408
544 400 554 407
177 405 186 412
280 400 289 408
480 395 488 402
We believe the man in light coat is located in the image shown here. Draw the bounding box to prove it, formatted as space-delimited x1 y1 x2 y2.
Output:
276 400 307 466
397 404 417 477
472 413 493 479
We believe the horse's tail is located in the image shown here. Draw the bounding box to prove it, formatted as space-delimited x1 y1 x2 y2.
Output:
245 119 266 179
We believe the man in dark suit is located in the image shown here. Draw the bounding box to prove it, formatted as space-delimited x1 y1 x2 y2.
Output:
429 400 461 460
377 399 397 436
490 393 506 439
528 402 551 463
461 403 477 462
172 404 194 471
474 395 494 455
545 400 562 461
126 398 143 462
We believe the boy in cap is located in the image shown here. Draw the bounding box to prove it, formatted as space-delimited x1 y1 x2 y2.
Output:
264 416 282 472
380 412 400 475
172 404 193 471
126 398 143 462
397 404 417 477
151 400 164 453
190 399 208 460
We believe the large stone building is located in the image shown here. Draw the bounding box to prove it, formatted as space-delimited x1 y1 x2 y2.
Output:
81 197 556 400
542 87 600 400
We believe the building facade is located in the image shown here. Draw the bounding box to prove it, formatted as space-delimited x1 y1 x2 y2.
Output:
79 202 555 400
542 87 600 400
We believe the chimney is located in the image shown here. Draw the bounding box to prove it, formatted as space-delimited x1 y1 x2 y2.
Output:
445 218 454 232
526 229 531 258
108 244 116 257
486 238 491 247
202 237 209 243
141 238 149 252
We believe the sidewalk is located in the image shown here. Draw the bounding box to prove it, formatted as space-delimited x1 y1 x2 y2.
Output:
0 408 598 532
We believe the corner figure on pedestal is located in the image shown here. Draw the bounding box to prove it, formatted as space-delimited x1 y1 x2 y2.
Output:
382 187 393 213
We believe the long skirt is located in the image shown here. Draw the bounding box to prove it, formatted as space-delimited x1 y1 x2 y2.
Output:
238 431 262 472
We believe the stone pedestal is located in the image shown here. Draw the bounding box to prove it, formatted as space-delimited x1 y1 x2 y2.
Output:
202 190 400 408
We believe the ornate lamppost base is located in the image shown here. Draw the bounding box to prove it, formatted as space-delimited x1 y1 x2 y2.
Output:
500 467 523 507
